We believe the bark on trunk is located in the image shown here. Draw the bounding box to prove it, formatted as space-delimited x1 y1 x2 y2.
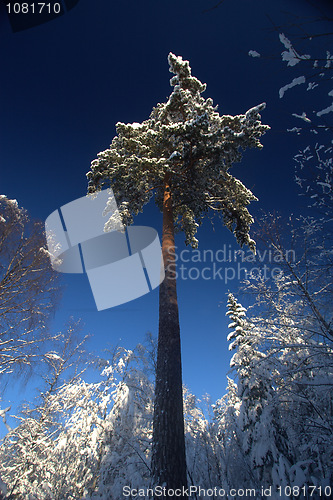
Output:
151 173 188 497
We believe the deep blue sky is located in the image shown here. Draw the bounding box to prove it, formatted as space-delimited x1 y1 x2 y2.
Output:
1 0 332 420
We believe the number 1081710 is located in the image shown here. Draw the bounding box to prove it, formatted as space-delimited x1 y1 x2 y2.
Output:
6 3 62 14
277 485 332 497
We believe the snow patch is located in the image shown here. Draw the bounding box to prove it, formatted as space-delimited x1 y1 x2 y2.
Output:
292 112 311 123
279 76 306 98
317 102 333 117
248 50 261 58
279 33 310 66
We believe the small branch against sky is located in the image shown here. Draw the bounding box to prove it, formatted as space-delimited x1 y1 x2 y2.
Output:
202 0 226 14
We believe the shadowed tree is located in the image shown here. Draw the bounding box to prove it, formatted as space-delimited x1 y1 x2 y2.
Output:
86 53 269 495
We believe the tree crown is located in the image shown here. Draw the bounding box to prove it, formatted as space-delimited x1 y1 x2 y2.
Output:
87 53 269 249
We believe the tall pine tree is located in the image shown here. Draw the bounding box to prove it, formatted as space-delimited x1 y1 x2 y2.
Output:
87 53 269 493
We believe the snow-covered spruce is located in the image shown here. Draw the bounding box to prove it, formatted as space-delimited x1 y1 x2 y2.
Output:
224 294 292 491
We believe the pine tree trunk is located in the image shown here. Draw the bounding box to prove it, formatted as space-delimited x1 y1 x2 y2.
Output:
151 173 188 497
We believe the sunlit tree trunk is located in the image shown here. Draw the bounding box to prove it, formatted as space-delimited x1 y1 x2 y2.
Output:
151 173 188 496
87 52 269 498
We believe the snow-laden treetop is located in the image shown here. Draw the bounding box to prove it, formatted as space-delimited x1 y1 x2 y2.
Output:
87 53 269 249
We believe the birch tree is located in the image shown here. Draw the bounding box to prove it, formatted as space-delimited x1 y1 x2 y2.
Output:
244 215 333 491
0 195 59 380
86 52 269 493
0 338 155 499
0 322 88 499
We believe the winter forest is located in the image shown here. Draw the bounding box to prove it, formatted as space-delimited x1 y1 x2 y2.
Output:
1 1 333 499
